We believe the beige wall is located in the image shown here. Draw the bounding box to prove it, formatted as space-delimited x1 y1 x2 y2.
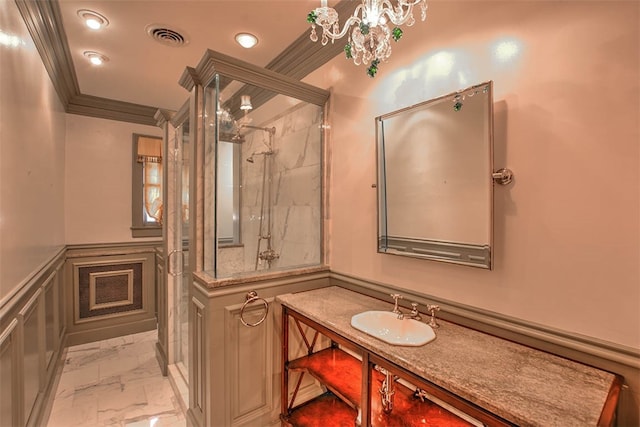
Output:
65 115 161 244
310 1 639 349
0 0 66 301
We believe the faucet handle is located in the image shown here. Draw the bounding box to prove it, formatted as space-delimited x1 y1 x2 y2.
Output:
390 294 403 314
426 304 440 328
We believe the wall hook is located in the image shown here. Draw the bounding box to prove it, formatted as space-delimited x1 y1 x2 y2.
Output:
492 168 514 185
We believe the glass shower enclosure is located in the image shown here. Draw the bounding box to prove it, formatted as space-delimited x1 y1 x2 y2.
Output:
196 53 328 278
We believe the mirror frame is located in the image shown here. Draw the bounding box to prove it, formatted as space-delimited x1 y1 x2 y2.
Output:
376 81 494 269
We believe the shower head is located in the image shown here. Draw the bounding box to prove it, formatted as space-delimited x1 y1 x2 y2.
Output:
246 150 272 164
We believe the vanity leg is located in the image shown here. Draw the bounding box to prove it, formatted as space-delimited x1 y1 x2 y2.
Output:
281 306 289 417
361 352 371 427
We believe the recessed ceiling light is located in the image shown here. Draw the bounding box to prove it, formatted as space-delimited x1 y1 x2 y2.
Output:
77 9 109 30
83 51 109 66
235 33 258 49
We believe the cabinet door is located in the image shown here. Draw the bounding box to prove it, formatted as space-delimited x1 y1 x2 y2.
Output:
222 296 279 427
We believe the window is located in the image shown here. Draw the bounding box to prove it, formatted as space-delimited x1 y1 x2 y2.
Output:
131 134 163 238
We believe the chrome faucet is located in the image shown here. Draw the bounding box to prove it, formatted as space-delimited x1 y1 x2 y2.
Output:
390 294 404 319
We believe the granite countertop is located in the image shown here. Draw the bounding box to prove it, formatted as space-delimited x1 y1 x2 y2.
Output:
277 286 617 427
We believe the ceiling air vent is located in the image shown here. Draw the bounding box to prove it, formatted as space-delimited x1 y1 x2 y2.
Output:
146 24 188 47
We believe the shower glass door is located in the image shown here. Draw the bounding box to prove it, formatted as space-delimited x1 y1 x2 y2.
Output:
174 118 190 383
205 74 324 278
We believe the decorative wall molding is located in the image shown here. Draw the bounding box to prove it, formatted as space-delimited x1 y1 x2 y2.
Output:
65 241 161 257
64 247 157 346
15 0 158 126
66 94 159 126
0 247 65 315
14 0 78 107
17 0 354 126
0 249 66 427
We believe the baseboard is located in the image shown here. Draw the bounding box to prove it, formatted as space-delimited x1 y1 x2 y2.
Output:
155 341 168 376
167 364 189 415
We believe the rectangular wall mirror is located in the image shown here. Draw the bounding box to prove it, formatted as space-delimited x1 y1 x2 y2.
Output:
376 81 494 269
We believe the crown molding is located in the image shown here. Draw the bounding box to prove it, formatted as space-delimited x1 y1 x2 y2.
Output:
15 0 79 106
154 109 175 127
170 100 190 128
214 0 357 116
179 67 201 92
266 0 359 79
67 94 159 126
19 0 356 127
194 49 330 107
17 0 162 126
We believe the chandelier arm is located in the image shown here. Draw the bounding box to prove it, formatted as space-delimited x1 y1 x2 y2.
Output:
380 0 419 26
318 13 362 40
393 0 424 7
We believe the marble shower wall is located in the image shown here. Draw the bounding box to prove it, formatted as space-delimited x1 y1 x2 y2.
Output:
218 101 323 276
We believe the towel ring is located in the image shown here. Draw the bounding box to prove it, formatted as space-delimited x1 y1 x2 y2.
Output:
240 291 269 327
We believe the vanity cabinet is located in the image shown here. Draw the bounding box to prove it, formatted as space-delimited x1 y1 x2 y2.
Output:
278 287 622 427
281 306 500 427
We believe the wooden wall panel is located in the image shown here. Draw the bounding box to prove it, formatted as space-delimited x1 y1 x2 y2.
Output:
43 277 56 372
0 320 19 427
226 298 274 424
190 296 206 426
19 289 43 425
64 245 158 346
187 272 331 427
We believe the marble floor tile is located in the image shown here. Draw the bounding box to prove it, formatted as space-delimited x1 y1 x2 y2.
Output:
47 330 185 427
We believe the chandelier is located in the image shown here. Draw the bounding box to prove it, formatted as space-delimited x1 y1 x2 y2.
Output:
307 0 428 77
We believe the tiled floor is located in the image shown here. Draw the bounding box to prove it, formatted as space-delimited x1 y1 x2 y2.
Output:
47 330 185 427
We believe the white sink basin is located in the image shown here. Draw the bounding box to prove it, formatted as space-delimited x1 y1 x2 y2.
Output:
350 311 436 346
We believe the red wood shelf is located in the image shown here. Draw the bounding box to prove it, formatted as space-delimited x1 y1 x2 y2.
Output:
286 347 473 427
288 347 362 408
281 392 358 427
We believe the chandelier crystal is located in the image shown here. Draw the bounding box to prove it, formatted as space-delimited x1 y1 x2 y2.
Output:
307 0 428 77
